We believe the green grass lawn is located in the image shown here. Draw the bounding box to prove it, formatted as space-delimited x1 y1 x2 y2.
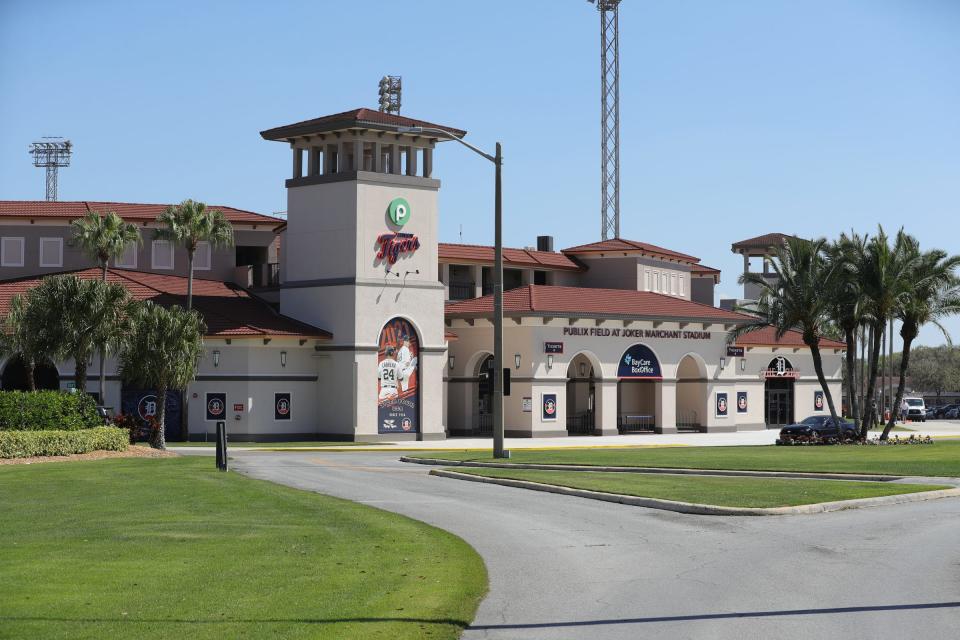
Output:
0 457 486 639
412 440 960 477
448 468 949 508
170 441 381 448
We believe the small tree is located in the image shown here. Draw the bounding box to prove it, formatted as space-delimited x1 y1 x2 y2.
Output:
119 301 205 449
71 210 141 401
734 236 842 426
154 200 234 310
0 294 55 391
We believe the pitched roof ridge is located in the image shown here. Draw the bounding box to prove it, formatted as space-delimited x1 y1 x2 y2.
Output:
528 284 537 311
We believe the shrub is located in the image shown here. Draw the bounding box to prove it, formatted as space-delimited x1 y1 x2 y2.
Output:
0 427 128 458
0 391 101 431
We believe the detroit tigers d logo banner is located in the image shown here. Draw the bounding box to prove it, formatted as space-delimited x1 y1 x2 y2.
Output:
377 318 420 434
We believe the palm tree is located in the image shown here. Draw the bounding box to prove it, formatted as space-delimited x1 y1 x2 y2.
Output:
0 294 55 391
858 227 916 437
70 210 141 401
119 301 205 449
825 232 868 431
881 245 960 439
70 210 141 279
154 200 234 310
734 236 842 426
29 276 130 393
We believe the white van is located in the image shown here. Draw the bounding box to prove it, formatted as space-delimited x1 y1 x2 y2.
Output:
902 397 926 422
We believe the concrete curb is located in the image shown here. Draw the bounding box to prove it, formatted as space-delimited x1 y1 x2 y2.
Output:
401 457 903 482
428 469 960 516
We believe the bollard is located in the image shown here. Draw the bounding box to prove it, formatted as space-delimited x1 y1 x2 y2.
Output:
215 421 228 471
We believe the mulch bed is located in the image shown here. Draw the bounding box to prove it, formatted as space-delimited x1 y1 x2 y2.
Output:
0 445 177 466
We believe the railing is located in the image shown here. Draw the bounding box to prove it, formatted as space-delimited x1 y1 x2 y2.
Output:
618 414 655 433
235 264 280 288
448 282 476 300
567 410 595 435
676 409 702 431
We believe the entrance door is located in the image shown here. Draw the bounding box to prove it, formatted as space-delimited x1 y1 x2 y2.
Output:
766 390 792 427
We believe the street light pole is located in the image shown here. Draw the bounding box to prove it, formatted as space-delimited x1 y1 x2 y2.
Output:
492 142 505 458
396 126 507 458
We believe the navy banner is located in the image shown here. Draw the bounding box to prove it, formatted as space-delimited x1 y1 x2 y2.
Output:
616 344 662 379
206 393 227 421
378 318 420 434
737 391 748 413
275 393 291 421
716 392 729 417
814 390 824 412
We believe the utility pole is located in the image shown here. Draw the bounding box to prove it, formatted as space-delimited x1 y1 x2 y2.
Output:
588 0 622 240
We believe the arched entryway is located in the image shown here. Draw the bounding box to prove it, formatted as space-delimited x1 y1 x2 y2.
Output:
675 354 707 431
0 357 60 391
764 356 796 427
472 354 494 437
617 343 661 433
566 353 598 435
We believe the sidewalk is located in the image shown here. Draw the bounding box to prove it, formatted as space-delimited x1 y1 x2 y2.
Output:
169 422 960 453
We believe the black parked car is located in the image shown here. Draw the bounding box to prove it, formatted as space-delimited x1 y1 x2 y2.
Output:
779 416 857 443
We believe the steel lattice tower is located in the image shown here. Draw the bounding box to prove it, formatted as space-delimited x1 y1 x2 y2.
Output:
29 138 72 201
589 0 621 240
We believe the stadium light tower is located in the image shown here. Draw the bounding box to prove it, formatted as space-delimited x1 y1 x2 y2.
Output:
29 138 72 201
378 76 402 115
588 0 621 240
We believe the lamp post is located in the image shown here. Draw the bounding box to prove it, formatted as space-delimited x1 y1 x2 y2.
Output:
397 125 507 458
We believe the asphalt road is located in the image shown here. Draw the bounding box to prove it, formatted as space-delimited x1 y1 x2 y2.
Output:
231 451 960 639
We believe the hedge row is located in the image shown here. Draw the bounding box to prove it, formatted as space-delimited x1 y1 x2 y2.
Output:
0 391 101 431
0 427 128 459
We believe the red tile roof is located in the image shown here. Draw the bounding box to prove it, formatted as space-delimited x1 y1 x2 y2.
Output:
445 285 751 322
691 264 721 275
0 268 330 339
0 201 283 226
735 326 846 349
261 108 466 140
562 238 700 264
439 242 581 271
731 233 796 252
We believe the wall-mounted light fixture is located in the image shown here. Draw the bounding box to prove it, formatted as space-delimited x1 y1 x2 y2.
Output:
212 350 221 368
546 354 554 370
720 356 727 370
280 351 287 368
579 362 587 378
514 353 522 369
448 355 455 370
740 358 746 372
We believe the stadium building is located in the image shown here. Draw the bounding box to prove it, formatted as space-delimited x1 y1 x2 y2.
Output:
0 109 844 440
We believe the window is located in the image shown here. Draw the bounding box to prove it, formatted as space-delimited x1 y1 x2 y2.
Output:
679 274 685 296
194 241 211 271
645 269 651 291
654 271 661 292
671 273 677 295
1 237 24 267
152 240 174 270
39 237 63 268
115 242 137 269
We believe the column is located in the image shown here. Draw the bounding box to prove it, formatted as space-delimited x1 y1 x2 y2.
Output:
472 264 483 299
656 380 678 434
353 139 364 171
594 379 619 436
423 147 433 178
307 146 319 176
292 146 302 179
440 263 450 300
338 140 350 173
373 141 383 172
406 146 417 176
389 144 401 175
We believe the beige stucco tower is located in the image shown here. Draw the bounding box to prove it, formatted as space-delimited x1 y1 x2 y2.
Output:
261 109 464 440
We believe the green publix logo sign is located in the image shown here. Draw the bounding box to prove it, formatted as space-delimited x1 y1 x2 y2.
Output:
377 197 419 265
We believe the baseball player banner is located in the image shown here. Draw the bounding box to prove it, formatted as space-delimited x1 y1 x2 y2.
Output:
377 318 419 434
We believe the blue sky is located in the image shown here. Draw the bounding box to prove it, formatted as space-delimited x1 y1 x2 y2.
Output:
2 0 958 345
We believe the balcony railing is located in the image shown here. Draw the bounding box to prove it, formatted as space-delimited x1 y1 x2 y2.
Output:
448 282 476 300
234 263 279 289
